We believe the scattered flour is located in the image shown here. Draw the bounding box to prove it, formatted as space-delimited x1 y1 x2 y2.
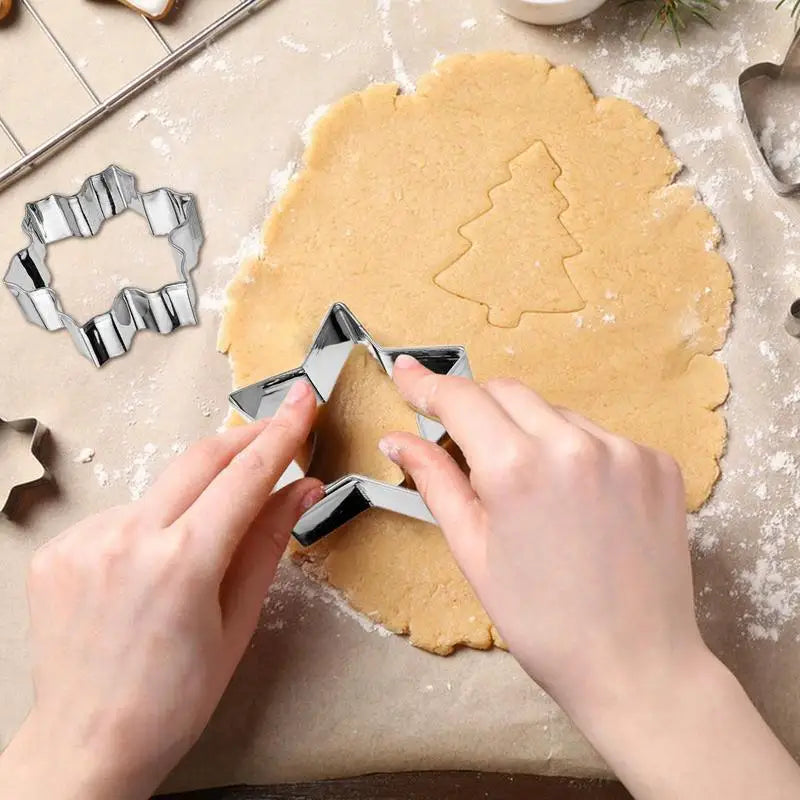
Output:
128 443 159 501
150 136 171 159
187 43 264 84
759 117 800 174
708 82 736 112
280 35 309 54
300 104 330 146
189 46 233 76
461 17 478 29
129 110 149 129
199 287 226 314
93 463 109 488
267 159 298 204
376 0 414 93
73 448 95 464
267 564 393 637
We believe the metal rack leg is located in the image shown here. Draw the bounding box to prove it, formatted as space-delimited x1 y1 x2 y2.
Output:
19 0 101 105
0 116 26 157
141 16 174 55
0 0 272 193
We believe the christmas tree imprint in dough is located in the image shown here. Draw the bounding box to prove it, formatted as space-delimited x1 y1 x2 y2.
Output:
435 140 585 328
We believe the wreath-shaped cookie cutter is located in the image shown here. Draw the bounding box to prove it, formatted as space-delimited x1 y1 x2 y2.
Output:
229 302 472 546
4 165 203 367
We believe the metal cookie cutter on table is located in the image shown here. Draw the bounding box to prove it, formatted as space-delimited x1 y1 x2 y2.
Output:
229 302 472 547
1 416 49 516
4 165 203 367
737 28 800 196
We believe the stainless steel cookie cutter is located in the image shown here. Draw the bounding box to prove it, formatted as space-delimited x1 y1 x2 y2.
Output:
737 29 800 196
786 298 800 338
4 165 203 366
1 416 49 516
229 302 472 546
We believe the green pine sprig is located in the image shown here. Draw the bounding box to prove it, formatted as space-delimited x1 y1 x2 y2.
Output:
625 0 798 45
776 0 800 22
621 0 718 44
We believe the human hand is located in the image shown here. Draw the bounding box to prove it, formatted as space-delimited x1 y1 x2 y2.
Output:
380 356 800 800
380 355 697 718
0 380 321 800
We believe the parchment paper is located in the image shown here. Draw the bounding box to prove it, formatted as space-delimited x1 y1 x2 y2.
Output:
1 0 799 791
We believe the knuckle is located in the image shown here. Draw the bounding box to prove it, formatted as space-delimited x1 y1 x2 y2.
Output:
611 438 644 469
416 374 441 415
477 438 535 491
495 442 532 477
166 521 194 559
233 444 269 475
28 544 55 586
556 429 599 467
97 529 130 566
156 534 191 579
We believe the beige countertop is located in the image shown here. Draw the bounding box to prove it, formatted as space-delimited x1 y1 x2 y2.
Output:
1 0 799 791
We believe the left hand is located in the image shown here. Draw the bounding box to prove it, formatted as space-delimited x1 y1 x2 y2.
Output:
0 379 321 800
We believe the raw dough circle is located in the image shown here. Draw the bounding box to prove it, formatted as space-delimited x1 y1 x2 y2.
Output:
220 53 732 656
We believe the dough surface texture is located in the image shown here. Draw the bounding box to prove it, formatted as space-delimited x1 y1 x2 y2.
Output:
220 53 732 656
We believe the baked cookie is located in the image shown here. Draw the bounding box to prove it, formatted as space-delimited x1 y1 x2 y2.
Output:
0 0 13 22
115 0 176 20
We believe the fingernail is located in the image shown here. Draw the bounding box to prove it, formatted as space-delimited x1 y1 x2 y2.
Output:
301 485 325 510
394 354 419 370
378 437 402 463
285 380 310 406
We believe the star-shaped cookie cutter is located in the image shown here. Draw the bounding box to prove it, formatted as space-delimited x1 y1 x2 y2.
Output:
737 28 800 196
1 416 49 516
4 165 203 366
229 302 472 546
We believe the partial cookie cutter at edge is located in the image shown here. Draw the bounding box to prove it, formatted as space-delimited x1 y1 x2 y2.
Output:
4 165 204 367
737 28 800 197
0 416 49 516
229 302 472 547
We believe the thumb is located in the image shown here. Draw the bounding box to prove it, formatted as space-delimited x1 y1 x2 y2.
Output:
220 477 323 654
379 432 487 575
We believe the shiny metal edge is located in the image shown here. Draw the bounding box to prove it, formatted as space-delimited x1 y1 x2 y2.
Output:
736 29 800 197
3 165 204 367
0 416 49 515
228 302 471 544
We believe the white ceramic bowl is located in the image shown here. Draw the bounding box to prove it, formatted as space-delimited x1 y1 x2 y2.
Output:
498 0 607 25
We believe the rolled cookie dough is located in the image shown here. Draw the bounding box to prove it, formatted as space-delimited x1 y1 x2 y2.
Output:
220 53 732 655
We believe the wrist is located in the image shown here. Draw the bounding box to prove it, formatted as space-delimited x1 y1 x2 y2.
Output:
572 642 729 755
0 710 148 800
567 640 724 745
564 645 800 799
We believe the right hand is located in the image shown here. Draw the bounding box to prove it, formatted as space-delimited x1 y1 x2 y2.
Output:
380 355 800 800
380 354 700 719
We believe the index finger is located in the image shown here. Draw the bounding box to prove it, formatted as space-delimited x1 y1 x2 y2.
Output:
178 379 317 566
391 354 522 466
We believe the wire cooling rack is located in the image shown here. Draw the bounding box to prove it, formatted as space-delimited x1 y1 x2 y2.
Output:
0 0 269 193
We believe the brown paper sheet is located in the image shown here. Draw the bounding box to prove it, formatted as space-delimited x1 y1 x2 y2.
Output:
0 0 798 791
